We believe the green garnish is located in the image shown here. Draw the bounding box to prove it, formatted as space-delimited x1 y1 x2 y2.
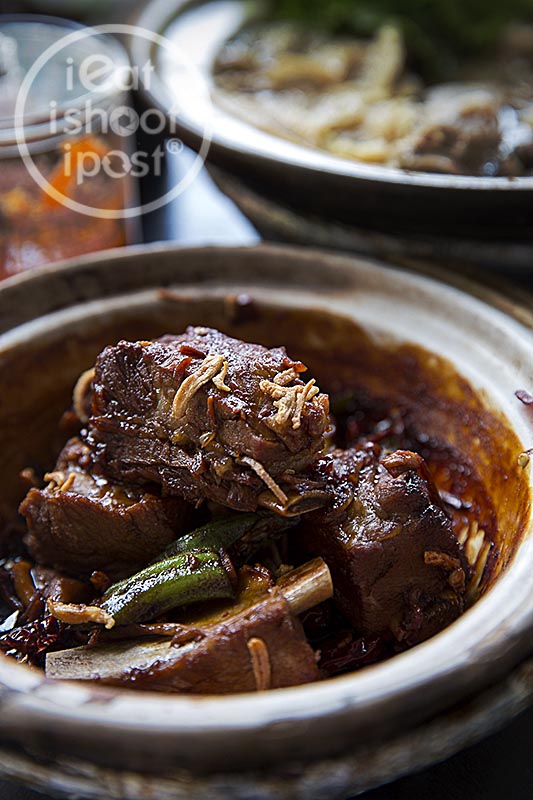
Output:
100 550 235 626
271 0 533 78
157 513 260 560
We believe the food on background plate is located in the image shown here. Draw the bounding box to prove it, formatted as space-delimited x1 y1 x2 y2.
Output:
213 1 533 176
1 326 472 693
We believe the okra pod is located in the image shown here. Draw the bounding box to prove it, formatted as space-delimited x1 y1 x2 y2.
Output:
158 512 297 563
100 549 235 626
157 514 260 560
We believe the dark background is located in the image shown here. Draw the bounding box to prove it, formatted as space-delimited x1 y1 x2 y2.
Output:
0 711 531 799
1 710 531 800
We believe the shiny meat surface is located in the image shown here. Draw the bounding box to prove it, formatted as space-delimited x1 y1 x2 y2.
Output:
297 447 469 646
88 327 330 511
46 573 320 692
4 323 480 691
20 438 188 580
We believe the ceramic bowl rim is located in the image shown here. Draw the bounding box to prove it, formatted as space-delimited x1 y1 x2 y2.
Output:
0 243 531 741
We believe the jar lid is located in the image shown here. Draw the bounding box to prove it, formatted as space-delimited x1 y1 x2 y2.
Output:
0 15 130 146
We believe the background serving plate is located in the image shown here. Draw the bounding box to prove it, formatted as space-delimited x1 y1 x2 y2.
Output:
130 0 533 242
0 243 531 799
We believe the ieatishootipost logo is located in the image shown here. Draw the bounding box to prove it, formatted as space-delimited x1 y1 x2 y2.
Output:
14 24 213 220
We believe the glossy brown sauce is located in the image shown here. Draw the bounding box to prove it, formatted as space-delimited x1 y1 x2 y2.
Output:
0 296 529 608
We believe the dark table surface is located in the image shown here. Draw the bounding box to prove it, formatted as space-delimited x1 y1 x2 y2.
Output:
0 145 531 800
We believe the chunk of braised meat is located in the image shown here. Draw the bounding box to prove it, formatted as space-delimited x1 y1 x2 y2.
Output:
296 446 469 647
88 327 330 512
47 595 318 693
46 563 330 693
400 86 505 176
20 438 189 581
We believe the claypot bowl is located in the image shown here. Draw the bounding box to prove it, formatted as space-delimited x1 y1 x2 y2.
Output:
0 244 531 799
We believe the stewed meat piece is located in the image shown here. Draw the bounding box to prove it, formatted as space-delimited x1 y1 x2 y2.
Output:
46 561 332 693
296 446 469 647
88 327 330 512
9 323 475 684
20 438 189 581
46 591 318 693
398 87 532 177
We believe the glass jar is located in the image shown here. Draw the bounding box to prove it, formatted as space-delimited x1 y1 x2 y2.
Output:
0 16 140 280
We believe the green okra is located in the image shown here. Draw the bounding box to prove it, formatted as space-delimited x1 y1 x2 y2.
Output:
100 549 235 626
157 513 261 561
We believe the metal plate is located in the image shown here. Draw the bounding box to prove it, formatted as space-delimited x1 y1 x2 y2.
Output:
130 0 533 240
209 166 533 274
